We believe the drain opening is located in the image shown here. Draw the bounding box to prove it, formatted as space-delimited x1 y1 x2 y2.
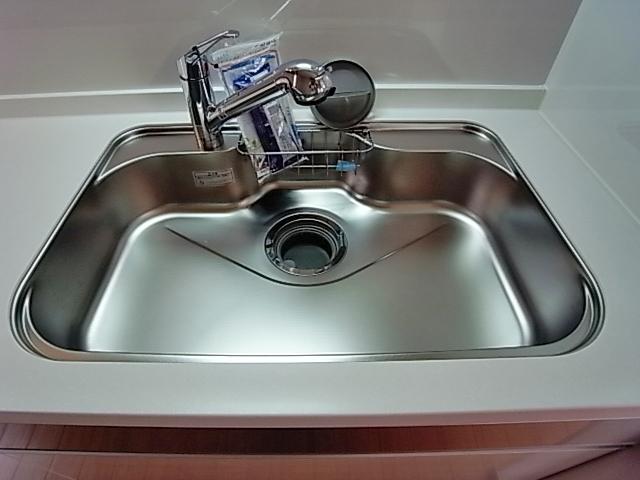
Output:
265 211 347 276
281 231 333 270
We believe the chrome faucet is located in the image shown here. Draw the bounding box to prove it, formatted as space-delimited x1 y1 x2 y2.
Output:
178 30 335 150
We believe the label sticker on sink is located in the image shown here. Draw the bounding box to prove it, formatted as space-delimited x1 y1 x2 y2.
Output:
192 168 235 187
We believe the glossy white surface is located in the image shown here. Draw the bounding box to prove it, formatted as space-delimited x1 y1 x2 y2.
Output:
542 0 640 221
1 100 640 427
0 0 581 95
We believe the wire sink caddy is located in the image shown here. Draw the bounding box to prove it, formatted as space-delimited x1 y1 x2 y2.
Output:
237 126 374 177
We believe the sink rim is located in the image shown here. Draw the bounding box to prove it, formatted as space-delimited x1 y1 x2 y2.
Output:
10 121 604 363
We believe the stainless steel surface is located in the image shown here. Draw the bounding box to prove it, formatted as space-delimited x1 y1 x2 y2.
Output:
11 122 602 362
177 30 239 150
178 30 334 151
311 59 376 129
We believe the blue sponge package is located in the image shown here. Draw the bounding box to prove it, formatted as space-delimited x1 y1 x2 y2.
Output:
209 34 303 182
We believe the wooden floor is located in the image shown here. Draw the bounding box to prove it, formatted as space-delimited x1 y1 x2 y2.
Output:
0 420 625 454
0 449 626 480
0 420 638 480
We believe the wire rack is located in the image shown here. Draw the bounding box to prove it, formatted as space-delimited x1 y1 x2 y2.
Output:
237 126 373 176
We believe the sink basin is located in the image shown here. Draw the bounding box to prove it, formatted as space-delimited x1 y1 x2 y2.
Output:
12 122 601 362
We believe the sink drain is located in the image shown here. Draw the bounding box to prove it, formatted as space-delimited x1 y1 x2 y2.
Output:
265 210 347 276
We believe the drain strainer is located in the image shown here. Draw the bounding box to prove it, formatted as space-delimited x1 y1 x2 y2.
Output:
265 210 347 276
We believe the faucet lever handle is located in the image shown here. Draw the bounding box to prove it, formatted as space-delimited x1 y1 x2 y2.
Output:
186 29 240 63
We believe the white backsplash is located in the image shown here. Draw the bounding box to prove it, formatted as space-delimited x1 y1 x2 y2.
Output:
542 0 640 221
0 0 581 95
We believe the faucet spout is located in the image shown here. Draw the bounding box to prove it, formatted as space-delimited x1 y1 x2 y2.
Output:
206 60 335 146
179 30 334 151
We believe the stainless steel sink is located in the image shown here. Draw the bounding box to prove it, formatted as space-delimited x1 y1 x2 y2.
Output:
12 122 602 362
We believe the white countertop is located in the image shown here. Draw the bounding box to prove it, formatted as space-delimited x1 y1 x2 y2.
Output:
1 99 639 428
